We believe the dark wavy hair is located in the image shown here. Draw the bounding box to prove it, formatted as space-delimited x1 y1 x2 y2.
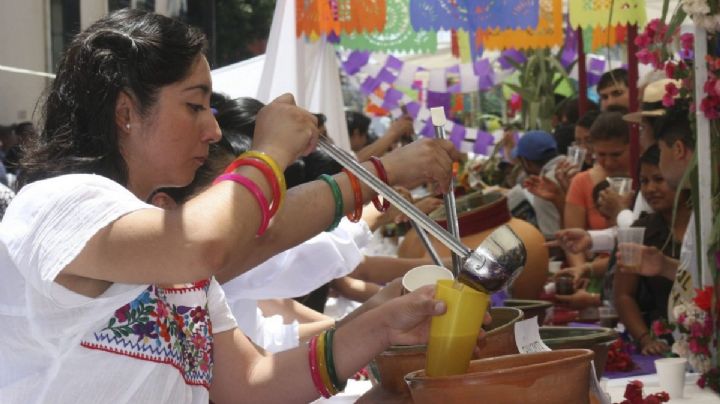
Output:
19 9 207 188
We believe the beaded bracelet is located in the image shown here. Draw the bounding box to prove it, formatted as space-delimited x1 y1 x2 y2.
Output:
223 157 283 217
316 331 337 395
308 335 331 398
319 174 344 231
368 157 390 212
213 173 270 236
342 169 363 222
238 151 287 211
324 327 346 392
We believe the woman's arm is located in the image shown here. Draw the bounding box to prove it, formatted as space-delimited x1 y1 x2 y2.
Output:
564 203 588 266
350 256 438 284
210 286 446 404
613 272 669 355
63 136 459 287
331 276 381 303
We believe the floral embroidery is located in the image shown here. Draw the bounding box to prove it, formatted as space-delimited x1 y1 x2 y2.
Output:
80 280 214 388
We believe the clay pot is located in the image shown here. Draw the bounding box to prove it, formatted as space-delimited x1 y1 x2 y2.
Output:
405 349 595 404
503 298 553 325
397 191 548 299
540 326 618 378
373 307 523 394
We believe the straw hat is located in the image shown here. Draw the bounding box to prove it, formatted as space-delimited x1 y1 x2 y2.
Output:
623 78 683 123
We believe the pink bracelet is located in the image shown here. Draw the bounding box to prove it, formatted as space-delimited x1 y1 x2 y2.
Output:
213 173 270 236
309 335 331 398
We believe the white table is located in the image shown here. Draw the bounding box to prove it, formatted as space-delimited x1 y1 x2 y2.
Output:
604 373 720 403
315 374 720 403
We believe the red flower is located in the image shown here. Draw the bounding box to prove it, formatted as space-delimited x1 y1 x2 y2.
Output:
693 286 713 312
652 320 672 337
664 62 676 78
680 33 694 51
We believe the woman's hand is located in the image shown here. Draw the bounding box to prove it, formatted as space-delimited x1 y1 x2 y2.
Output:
381 138 462 193
554 288 600 310
546 228 592 254
252 93 321 168
524 175 563 202
555 265 590 288
597 188 634 221
379 285 491 347
640 336 670 356
555 159 580 193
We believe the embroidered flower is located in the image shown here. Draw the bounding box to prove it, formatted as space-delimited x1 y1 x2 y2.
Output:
82 282 215 388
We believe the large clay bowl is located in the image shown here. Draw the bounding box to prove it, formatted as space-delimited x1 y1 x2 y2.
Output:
373 307 523 394
540 326 618 378
503 298 553 325
405 349 594 404
397 191 549 299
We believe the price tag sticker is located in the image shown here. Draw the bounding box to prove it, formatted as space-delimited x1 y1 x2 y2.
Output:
514 317 551 354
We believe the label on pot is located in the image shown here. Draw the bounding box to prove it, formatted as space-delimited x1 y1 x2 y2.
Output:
514 318 551 354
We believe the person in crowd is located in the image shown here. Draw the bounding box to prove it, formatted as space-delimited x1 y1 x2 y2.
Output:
346 111 414 162
565 110 630 235
0 10 482 403
597 68 630 111
506 130 566 237
614 145 689 355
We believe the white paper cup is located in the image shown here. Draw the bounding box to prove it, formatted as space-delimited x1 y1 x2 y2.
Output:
607 176 632 195
567 145 587 167
548 260 562 274
655 357 687 398
401 265 454 294
617 227 646 269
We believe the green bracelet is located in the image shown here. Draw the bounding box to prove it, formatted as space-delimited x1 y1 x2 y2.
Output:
319 174 343 231
324 327 346 392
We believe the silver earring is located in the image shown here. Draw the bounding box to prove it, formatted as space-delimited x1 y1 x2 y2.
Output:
125 123 130 130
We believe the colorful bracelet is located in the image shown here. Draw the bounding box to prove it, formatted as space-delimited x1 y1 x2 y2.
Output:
319 174 344 231
238 151 287 211
223 157 283 217
316 331 337 395
213 173 270 236
368 157 390 212
308 335 331 398
342 169 363 222
324 327 346 392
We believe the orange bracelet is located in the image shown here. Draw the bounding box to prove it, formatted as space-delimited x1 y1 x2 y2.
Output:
342 169 363 222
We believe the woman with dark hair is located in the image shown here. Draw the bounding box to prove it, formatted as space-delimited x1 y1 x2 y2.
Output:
0 9 469 403
613 145 689 355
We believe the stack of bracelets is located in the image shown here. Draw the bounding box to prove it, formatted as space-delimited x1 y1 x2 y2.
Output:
317 155 390 232
308 328 346 398
213 151 286 236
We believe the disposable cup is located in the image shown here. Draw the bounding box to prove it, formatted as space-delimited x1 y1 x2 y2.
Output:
425 279 489 377
607 177 632 195
402 265 454 294
548 260 562 274
617 227 646 270
655 357 687 398
567 146 588 167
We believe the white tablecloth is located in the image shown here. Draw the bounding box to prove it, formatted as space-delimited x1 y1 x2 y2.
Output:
605 373 720 403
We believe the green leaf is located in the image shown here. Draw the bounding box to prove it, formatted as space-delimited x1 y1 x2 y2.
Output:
108 318 116 328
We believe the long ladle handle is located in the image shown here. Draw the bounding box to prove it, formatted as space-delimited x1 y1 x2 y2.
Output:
410 221 444 266
317 137 471 258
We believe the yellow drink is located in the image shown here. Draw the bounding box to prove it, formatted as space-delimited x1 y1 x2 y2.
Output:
425 280 490 377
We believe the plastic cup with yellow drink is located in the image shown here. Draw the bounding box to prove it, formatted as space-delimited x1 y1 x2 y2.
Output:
425 279 490 376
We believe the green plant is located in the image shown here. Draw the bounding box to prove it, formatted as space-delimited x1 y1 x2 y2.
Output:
504 48 575 131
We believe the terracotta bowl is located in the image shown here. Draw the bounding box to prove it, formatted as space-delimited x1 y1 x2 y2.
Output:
373 307 523 394
540 326 618 378
503 299 553 325
405 349 595 404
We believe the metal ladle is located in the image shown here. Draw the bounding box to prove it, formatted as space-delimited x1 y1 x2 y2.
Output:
316 135 527 294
